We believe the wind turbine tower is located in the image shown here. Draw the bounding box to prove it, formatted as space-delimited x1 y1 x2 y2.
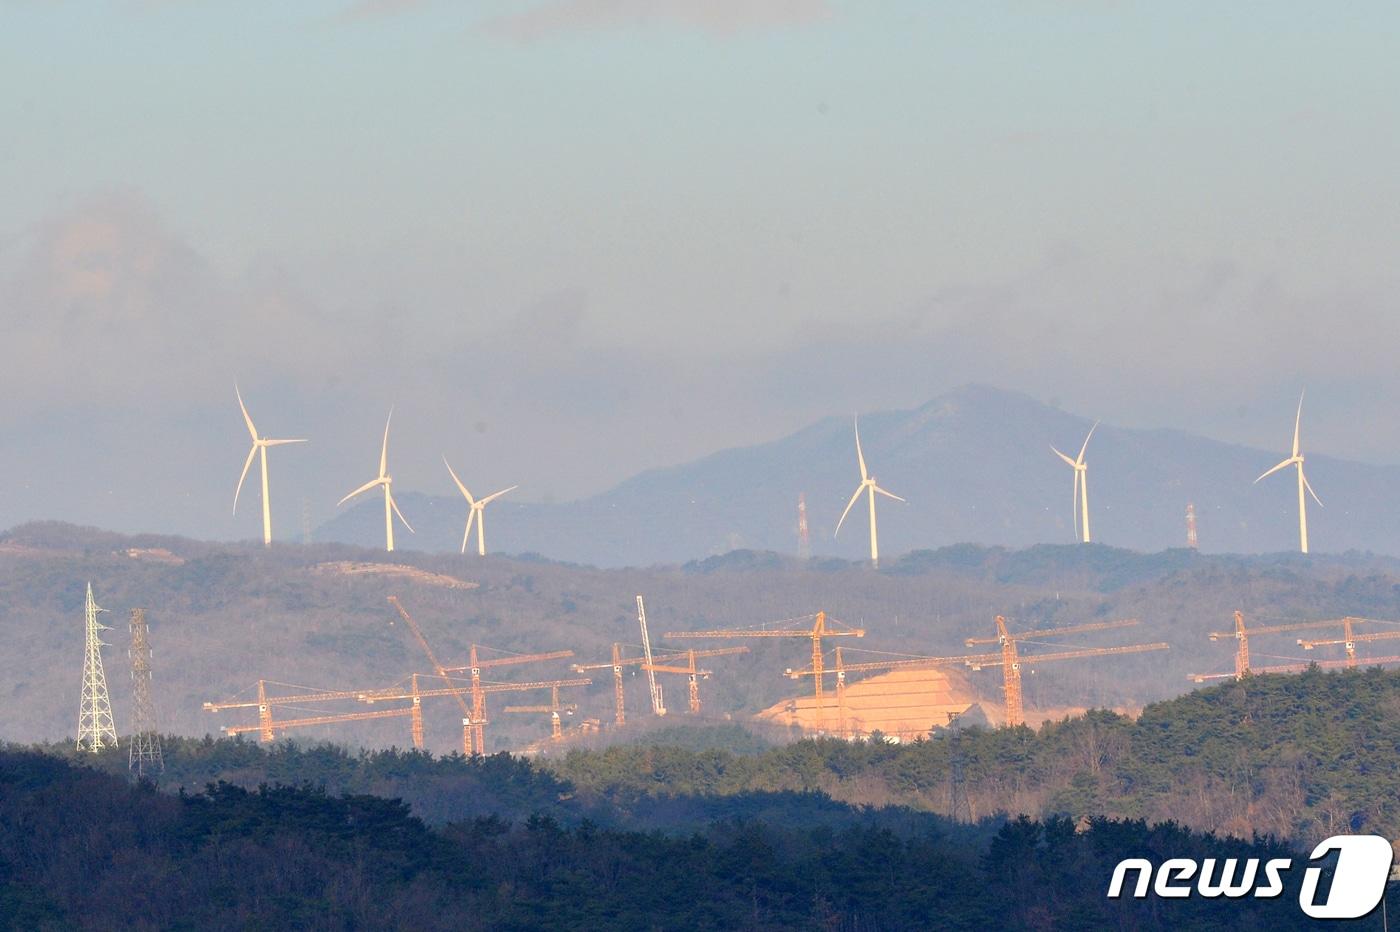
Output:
1051 421 1099 543
1255 391 1321 554
443 456 518 556
77 583 118 752
127 608 164 776
797 493 810 560
835 416 906 567
233 385 308 547
338 409 414 552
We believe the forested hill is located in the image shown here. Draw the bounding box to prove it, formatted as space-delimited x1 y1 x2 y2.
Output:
10 521 1400 749
0 737 1373 931
52 665 1400 847
553 666 1400 845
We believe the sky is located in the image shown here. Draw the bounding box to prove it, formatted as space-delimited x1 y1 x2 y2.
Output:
1 1 1399 542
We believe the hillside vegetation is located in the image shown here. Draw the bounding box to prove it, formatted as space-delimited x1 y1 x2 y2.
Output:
44 665 1400 847
0 741 1360 931
8 522 1400 754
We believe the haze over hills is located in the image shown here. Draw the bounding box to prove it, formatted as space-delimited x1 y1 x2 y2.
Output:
9 520 1400 750
318 384 1400 567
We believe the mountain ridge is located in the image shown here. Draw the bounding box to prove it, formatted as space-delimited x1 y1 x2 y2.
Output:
317 383 1400 566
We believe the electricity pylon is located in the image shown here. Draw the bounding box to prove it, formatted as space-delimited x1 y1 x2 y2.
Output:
77 583 118 752
128 608 164 776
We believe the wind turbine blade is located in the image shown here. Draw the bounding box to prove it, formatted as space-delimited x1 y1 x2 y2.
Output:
442 456 475 504
379 408 393 478
1050 446 1078 468
853 416 868 481
1077 420 1099 465
1302 468 1323 507
478 485 518 506
461 509 475 554
835 485 864 537
337 478 383 507
389 492 415 533
1254 458 1294 484
264 438 308 447
235 384 258 441
873 485 905 503
233 445 257 514
1292 390 1304 458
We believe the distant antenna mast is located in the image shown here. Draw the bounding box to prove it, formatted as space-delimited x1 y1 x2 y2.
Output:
797 493 810 560
1186 502 1199 550
127 609 164 776
77 583 118 752
636 595 665 716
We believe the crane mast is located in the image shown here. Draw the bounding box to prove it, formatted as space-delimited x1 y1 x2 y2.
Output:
575 644 748 725
963 616 1168 727
1200 612 1375 680
666 612 864 731
387 595 475 753
637 595 665 716
788 646 1002 738
503 685 579 742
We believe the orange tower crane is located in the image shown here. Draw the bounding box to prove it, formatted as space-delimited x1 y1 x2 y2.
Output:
204 679 424 742
206 676 590 746
665 612 864 729
386 596 476 753
963 617 1168 727
502 685 579 742
786 646 1002 737
1298 622 1400 666
573 645 749 724
361 675 592 748
219 705 417 740
1206 611 1372 679
441 645 574 754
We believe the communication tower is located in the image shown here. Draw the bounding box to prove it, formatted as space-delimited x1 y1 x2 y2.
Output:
1186 502 1198 549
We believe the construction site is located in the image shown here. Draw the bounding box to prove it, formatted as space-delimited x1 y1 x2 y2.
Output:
68 565 1400 758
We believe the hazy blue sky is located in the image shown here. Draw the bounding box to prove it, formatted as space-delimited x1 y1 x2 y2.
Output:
1 1 1398 541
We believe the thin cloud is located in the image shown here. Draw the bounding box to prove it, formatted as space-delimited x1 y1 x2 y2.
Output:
331 0 429 25
481 0 833 42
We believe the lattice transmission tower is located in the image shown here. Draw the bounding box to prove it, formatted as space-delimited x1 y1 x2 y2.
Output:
127 608 164 775
76 583 118 752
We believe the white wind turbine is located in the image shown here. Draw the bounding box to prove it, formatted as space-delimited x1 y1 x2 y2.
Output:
442 456 517 556
1051 421 1098 543
337 409 414 552
1255 391 1321 554
232 385 307 547
835 416 905 567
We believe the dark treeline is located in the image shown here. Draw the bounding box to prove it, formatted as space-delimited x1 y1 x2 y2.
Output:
0 747 1373 931
552 667 1400 844
39 666 1400 844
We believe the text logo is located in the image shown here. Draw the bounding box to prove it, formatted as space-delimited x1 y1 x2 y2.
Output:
1107 834 1393 919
